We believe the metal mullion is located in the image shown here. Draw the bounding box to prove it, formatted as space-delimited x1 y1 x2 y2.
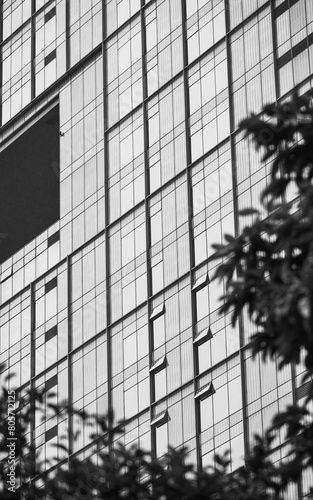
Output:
31 0 36 100
101 0 113 451
291 361 303 499
65 0 71 70
30 281 36 473
270 0 280 101
0 0 3 126
140 0 156 453
67 255 73 458
224 0 251 467
180 0 203 471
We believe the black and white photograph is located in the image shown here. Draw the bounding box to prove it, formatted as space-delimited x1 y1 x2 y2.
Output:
0 0 312 498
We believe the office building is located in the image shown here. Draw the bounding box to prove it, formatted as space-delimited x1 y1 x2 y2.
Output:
0 0 312 497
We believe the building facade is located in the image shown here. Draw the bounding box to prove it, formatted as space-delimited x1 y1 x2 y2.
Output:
0 0 312 496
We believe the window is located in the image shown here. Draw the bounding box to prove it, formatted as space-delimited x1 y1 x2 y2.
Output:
125 385 138 419
2 24 32 123
45 279 57 322
111 309 149 378
45 424 58 442
36 277 58 328
231 434 245 471
124 333 137 369
186 0 226 63
145 0 183 94
34 1 67 96
147 79 186 192
151 303 166 349
230 8 275 127
155 422 168 458
228 376 242 415
125 377 150 418
0 106 60 264
213 384 228 423
189 44 230 162
198 339 211 374
108 111 145 222
2 0 32 41
200 395 213 432
153 315 165 350
194 328 212 374
211 332 226 366
106 17 142 127
151 356 167 401
196 286 209 322
105 0 141 36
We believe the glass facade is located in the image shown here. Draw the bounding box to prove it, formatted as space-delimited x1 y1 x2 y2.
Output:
0 0 312 496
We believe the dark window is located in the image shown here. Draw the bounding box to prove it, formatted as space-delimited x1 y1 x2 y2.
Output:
45 7 56 23
45 325 58 342
48 231 60 247
45 425 58 442
45 277 57 294
44 50 56 66
0 106 60 264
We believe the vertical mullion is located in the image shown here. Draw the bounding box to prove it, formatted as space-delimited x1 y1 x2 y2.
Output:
180 0 202 471
102 0 113 450
31 0 36 100
30 282 36 473
225 0 250 468
65 0 71 71
140 0 155 455
67 256 73 457
270 0 280 101
0 0 3 126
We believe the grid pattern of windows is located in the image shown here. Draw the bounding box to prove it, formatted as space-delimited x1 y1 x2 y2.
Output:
230 5 275 129
107 110 144 222
145 0 183 95
106 16 142 127
0 291 31 389
186 0 226 64
1 0 102 125
275 0 313 96
1 0 312 492
148 77 186 191
189 43 229 162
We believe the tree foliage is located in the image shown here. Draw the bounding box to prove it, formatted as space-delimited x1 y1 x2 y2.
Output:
1 90 313 498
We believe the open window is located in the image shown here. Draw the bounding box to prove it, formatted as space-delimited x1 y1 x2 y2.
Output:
0 105 60 264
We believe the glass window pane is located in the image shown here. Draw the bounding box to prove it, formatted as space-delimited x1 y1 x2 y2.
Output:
213 384 228 423
153 315 165 349
125 385 138 419
46 288 57 321
196 287 209 321
156 422 168 457
124 333 137 368
200 396 213 431
155 368 166 401
228 376 242 415
137 325 149 359
198 340 211 373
